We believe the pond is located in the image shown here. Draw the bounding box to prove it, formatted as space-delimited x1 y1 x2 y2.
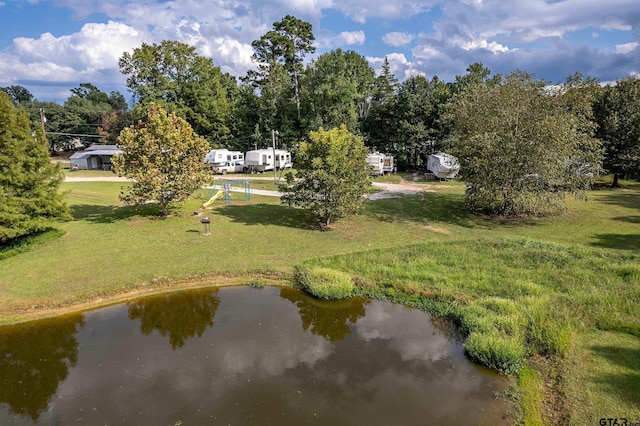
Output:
0 286 512 425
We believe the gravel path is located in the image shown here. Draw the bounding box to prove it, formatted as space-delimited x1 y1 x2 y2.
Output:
64 176 442 199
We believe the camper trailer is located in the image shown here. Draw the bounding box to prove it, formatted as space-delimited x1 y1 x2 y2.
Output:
366 152 394 176
427 152 460 179
245 149 292 173
204 149 244 167
366 152 385 176
382 153 394 174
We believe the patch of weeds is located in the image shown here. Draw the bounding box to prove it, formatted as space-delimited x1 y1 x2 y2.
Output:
297 267 355 300
465 330 527 375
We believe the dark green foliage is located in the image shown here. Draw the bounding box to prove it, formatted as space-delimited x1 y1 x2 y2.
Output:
594 76 640 185
119 40 232 146
251 15 315 119
301 49 376 134
446 70 602 216
0 92 69 243
1 85 34 105
279 126 371 227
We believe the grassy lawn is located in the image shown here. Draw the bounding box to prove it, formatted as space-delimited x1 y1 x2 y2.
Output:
1 179 639 424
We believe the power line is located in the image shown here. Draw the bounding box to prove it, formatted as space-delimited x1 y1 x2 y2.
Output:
46 132 107 138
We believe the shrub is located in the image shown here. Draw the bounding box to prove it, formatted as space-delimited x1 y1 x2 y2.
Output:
298 267 354 300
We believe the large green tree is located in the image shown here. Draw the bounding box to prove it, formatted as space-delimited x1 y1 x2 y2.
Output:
119 40 232 145
594 76 640 185
301 49 376 134
1 85 34 105
394 75 452 169
446 71 601 216
112 103 211 216
251 15 315 118
0 92 68 243
279 125 371 228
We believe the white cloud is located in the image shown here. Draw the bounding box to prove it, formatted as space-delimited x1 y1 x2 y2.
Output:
338 30 366 45
316 30 366 49
332 0 438 23
459 38 510 53
383 32 415 47
616 42 638 55
368 52 425 80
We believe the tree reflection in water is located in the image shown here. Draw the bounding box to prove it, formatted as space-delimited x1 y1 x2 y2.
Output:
280 287 369 341
128 288 220 349
0 314 84 422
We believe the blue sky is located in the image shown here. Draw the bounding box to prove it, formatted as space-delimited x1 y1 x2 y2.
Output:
1 0 639 103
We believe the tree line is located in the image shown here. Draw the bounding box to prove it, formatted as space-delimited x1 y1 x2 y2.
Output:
2 15 637 184
2 15 640 240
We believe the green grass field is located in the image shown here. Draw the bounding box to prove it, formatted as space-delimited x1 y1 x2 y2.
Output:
1 177 639 425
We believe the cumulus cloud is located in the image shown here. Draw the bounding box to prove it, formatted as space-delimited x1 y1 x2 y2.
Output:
316 30 366 49
338 30 366 45
368 52 425 80
616 42 638 55
383 32 415 47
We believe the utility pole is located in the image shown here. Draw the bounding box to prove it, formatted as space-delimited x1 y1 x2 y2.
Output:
39 108 48 146
272 129 278 184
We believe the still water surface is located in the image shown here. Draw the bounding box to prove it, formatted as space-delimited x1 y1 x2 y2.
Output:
0 286 511 425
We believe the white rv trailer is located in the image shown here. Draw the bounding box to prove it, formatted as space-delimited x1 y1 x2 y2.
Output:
366 152 385 176
204 149 244 167
244 149 292 173
382 153 394 174
366 152 394 176
427 152 460 179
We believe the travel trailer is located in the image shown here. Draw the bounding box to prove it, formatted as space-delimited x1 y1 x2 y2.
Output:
366 152 385 176
245 149 292 173
366 152 394 176
204 149 244 167
427 152 460 179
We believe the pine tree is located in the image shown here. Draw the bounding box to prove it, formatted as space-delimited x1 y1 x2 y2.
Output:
0 92 68 243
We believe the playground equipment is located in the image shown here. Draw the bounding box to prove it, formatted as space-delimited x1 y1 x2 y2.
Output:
203 190 224 208
202 179 252 208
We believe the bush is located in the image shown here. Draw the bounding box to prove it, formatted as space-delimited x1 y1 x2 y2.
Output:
465 330 527 375
298 267 354 300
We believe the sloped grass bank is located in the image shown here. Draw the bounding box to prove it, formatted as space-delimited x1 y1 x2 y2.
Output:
296 238 640 422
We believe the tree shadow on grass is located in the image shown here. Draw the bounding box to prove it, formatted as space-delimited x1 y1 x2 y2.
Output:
590 344 640 408
215 204 319 230
362 192 510 229
590 234 640 251
70 203 162 223
612 215 640 224
592 192 640 210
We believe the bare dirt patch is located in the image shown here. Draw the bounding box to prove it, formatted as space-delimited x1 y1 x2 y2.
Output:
424 225 450 234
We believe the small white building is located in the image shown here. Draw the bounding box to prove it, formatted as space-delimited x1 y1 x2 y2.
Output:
69 144 122 170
